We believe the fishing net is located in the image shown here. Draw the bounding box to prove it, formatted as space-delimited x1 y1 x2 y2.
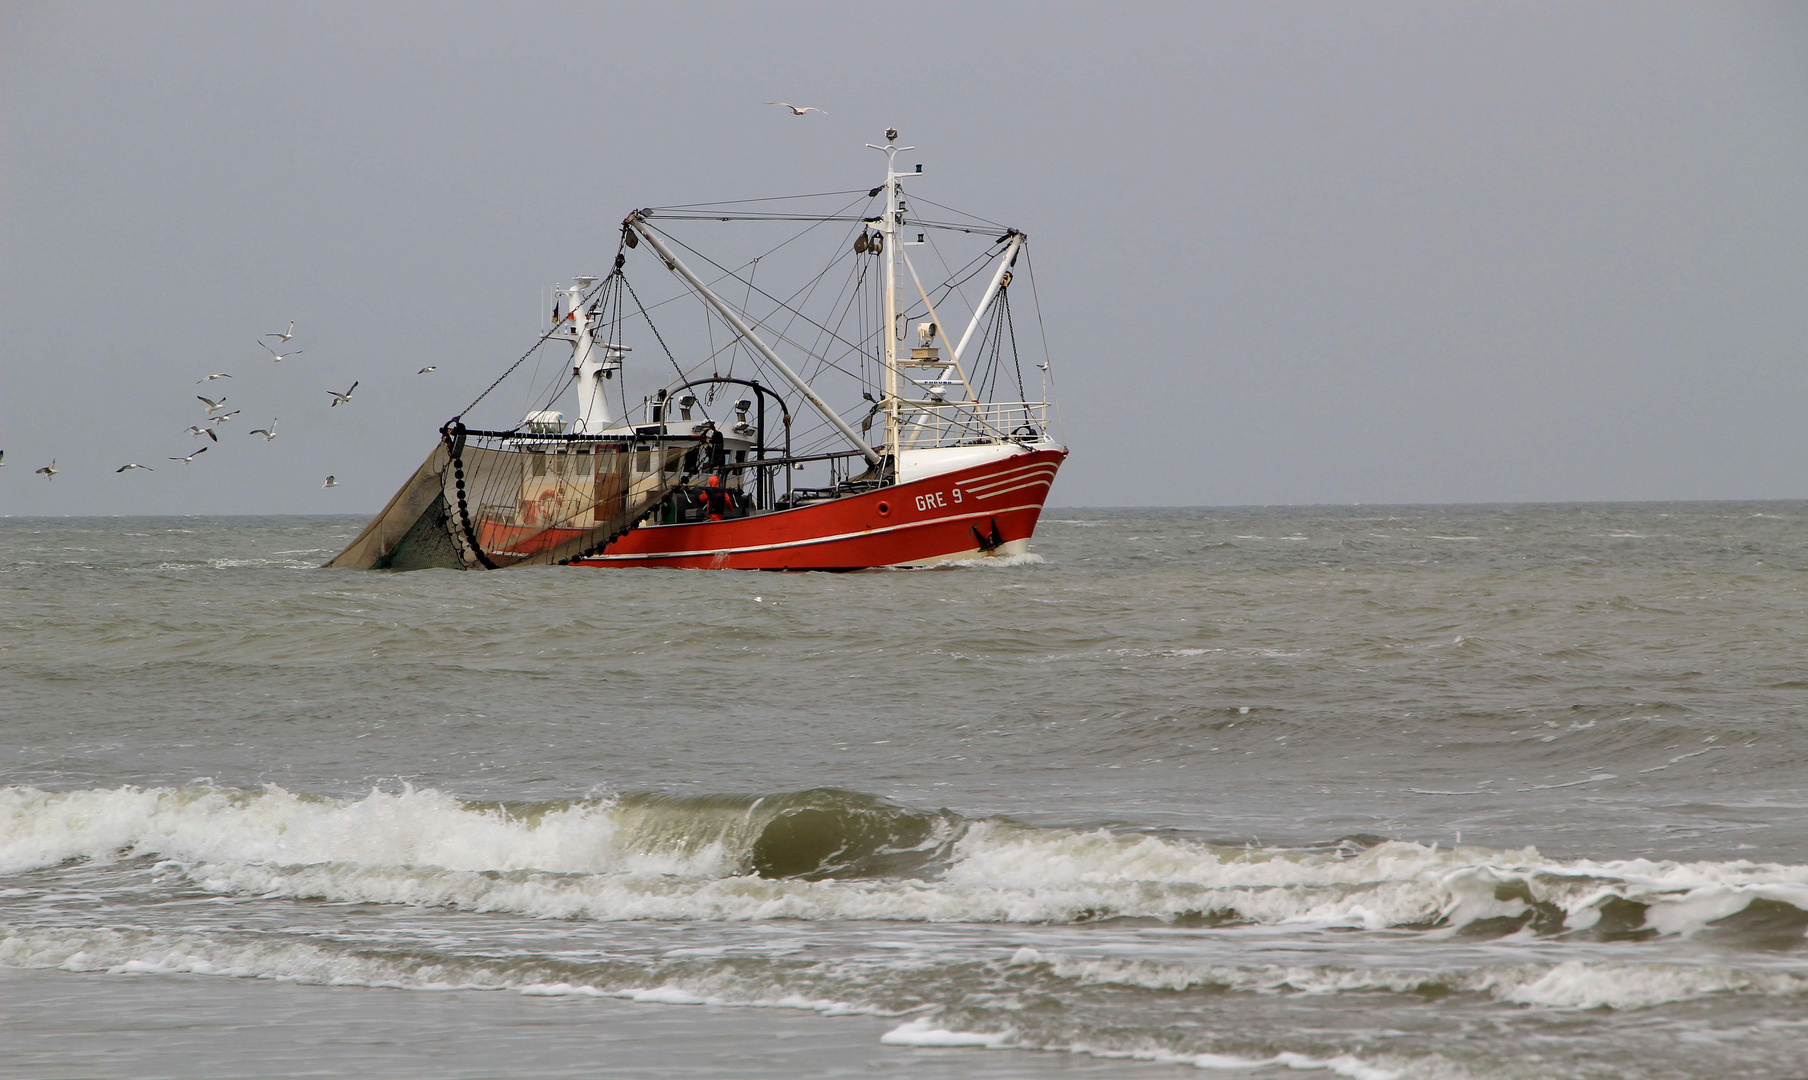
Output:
325 426 688 570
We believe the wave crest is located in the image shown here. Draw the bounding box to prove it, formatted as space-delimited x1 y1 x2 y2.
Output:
5 784 1808 940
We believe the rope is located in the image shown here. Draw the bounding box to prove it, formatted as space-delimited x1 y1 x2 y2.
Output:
458 267 616 419
622 273 691 387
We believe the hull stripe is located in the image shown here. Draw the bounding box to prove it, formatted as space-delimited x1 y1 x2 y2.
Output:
973 478 1055 501
960 463 1057 493
581 501 1047 562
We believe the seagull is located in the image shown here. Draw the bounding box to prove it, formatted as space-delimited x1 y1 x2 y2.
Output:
116 462 154 473
259 341 303 362
196 373 233 383
248 419 278 441
208 410 240 424
327 381 359 407
264 321 296 343
186 425 219 442
0 450 6 467
766 102 827 115
416 366 437 375
169 447 209 464
197 393 227 412
323 475 338 488
36 459 56 480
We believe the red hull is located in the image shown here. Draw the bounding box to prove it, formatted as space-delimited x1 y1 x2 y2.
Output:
564 448 1064 570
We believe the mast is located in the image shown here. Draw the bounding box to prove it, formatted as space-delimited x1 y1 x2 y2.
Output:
870 129 913 464
560 276 626 434
625 214 883 468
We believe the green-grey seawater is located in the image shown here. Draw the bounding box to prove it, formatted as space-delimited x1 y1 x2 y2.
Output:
4 504 1807 1079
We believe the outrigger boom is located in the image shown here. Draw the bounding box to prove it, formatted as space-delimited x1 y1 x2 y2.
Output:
624 212 882 468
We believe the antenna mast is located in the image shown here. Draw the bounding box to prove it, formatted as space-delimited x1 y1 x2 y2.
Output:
871 128 913 465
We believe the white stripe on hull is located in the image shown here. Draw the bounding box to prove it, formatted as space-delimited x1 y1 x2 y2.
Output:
581 499 1049 563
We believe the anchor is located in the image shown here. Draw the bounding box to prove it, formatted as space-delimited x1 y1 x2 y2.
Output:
971 517 1005 554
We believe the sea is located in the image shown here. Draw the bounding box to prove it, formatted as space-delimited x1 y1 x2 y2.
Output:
3 503 1806 1079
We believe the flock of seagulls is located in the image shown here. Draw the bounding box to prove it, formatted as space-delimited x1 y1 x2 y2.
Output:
19 319 406 488
8 102 827 492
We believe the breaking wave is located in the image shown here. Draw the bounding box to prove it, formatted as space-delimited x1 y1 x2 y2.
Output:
4 784 1808 941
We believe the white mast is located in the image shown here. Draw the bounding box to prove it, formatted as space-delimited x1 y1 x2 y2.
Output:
557 276 627 434
869 129 913 465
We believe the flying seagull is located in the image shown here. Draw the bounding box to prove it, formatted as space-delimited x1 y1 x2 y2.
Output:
264 321 296 343
323 475 338 488
116 462 154 473
197 394 228 413
259 341 303 362
196 372 233 383
36 459 56 480
186 425 219 442
169 447 209 464
0 450 6 467
766 102 827 115
416 366 437 375
327 381 359 407
248 419 278 441
208 410 241 424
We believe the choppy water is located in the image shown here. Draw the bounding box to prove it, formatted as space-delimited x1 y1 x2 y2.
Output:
3 504 1807 1079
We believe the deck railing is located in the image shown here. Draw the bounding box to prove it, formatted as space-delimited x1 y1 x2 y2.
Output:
895 400 1050 450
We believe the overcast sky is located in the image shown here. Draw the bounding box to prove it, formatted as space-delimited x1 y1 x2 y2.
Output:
3 1 1804 514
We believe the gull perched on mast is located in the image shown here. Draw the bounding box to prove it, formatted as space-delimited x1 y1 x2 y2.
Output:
264 321 296 343
259 341 303 362
765 102 827 115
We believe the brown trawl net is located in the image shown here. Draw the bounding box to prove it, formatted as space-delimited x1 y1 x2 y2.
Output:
325 426 687 570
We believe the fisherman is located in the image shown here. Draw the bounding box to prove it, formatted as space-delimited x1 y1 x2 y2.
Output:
702 474 731 521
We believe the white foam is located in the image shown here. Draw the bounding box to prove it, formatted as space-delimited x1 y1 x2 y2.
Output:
0 926 876 1014
881 1017 1015 1048
1021 951 1808 1011
1479 960 1808 1010
880 1018 1400 1079
933 552 1046 570
6 784 1808 939
0 784 725 879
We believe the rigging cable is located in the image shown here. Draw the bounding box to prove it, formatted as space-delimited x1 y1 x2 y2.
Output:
458 259 617 419
621 273 696 390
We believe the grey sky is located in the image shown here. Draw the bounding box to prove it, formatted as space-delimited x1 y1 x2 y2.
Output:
3 1 1804 514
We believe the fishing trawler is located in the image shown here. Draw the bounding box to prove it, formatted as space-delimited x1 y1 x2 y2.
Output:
328 130 1065 571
